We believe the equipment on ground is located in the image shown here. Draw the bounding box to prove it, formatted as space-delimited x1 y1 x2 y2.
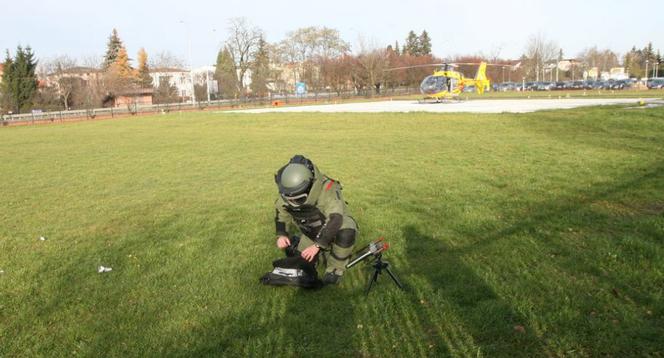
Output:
346 237 404 295
260 235 324 288
259 256 323 289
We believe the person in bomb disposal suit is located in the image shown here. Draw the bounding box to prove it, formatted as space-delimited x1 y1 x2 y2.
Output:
274 155 358 285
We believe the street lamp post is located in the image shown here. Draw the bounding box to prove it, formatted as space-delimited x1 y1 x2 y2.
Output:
645 59 649 88
206 68 211 103
179 20 196 107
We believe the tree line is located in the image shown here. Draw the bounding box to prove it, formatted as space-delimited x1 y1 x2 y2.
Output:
0 29 184 114
1 19 662 114
214 20 438 99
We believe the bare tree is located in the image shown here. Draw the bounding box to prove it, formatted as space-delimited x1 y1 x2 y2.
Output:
38 55 76 77
320 55 354 95
578 47 620 72
40 56 83 109
277 26 349 92
318 27 350 59
225 17 263 96
524 33 558 81
81 54 103 69
355 38 389 96
148 51 186 69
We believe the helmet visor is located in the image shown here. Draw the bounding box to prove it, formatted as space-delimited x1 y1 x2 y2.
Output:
283 192 308 207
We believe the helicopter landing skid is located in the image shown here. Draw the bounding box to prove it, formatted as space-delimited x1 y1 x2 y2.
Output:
418 97 462 104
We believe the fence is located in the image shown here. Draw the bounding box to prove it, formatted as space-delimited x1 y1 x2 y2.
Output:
0 87 417 126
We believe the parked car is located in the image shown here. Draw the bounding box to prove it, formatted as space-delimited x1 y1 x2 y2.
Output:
596 81 612 90
496 82 518 91
607 79 628 90
583 80 597 89
570 80 585 89
524 82 537 91
624 78 637 88
648 78 664 89
553 82 566 90
536 82 554 91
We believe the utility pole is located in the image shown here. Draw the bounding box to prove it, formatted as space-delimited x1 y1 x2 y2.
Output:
206 68 211 103
522 77 525 91
179 20 196 107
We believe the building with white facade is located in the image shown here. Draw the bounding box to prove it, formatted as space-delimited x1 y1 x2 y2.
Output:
149 68 193 99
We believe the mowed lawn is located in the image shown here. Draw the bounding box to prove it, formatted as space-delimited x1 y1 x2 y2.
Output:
1 105 663 357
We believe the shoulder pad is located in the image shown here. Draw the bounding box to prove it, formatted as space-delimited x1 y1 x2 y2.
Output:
324 179 335 191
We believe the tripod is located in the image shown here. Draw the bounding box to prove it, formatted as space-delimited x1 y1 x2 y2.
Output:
365 253 404 295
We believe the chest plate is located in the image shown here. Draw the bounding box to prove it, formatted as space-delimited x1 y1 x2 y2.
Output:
284 204 326 239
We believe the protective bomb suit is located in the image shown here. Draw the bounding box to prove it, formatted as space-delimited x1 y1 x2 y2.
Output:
274 155 357 284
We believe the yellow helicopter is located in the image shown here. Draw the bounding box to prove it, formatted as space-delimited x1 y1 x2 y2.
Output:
389 62 492 101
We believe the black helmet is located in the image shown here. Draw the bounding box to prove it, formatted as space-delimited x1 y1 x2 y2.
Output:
275 155 315 206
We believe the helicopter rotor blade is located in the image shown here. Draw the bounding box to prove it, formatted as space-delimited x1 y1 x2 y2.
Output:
453 62 520 69
384 63 447 71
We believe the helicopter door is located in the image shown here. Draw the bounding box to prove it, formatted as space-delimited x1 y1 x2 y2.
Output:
449 78 457 91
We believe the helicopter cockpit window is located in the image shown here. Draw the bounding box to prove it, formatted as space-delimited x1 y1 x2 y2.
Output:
420 75 448 94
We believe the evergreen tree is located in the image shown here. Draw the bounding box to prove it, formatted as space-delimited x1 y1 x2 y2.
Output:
104 44 136 97
153 78 179 104
404 31 419 55
103 29 123 69
394 41 400 56
0 46 38 113
215 46 239 99
250 37 270 97
0 51 13 111
418 30 432 56
137 48 153 88
644 42 654 61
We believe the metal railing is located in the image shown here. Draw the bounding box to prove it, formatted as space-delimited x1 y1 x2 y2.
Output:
0 87 416 126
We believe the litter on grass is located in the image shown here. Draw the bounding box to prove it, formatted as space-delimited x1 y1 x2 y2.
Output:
98 266 113 273
39 236 47 241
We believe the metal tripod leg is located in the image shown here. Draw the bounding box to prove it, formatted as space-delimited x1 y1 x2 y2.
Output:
365 267 380 295
385 265 404 290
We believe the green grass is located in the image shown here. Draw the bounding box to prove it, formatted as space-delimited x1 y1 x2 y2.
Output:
1 105 663 357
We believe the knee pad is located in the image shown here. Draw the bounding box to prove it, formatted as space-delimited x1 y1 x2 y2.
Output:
334 229 356 249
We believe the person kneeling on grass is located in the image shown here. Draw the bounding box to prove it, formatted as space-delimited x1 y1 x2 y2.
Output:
273 154 358 285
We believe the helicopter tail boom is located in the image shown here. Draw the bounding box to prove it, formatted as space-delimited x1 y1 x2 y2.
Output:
466 62 490 94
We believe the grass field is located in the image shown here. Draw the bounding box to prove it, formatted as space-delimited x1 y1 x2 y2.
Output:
1 104 663 357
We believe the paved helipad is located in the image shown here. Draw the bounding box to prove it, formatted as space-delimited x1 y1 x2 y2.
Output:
228 98 646 114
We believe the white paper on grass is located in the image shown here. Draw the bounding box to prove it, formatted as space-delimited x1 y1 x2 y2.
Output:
98 266 113 273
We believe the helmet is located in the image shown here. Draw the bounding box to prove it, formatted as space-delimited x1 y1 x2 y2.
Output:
275 155 315 206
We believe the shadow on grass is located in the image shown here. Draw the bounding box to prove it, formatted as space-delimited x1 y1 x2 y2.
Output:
430 161 664 355
173 273 360 357
6 203 364 357
402 225 548 356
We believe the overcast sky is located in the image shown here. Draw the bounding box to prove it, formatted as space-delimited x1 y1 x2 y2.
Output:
1 0 662 67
